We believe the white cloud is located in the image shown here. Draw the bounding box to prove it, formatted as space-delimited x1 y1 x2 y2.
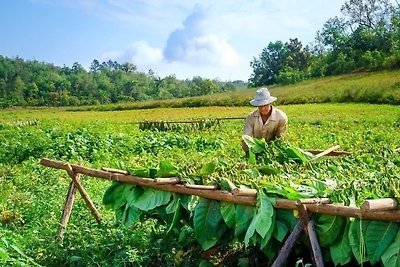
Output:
101 4 243 80
101 41 163 71
163 5 239 66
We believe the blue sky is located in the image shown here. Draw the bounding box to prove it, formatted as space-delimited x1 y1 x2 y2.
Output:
0 0 345 81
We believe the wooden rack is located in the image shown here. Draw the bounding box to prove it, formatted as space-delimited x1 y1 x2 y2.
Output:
40 158 399 267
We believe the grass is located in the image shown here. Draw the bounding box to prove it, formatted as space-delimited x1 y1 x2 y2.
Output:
60 69 400 112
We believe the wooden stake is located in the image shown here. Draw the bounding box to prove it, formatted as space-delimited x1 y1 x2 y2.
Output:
361 198 398 211
65 164 102 224
306 149 351 156
271 221 303 267
57 180 77 242
310 145 341 161
297 202 324 267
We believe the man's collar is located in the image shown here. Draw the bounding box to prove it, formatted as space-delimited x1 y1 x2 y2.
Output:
253 106 277 121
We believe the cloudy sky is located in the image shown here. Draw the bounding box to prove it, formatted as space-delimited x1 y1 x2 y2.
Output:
0 0 345 81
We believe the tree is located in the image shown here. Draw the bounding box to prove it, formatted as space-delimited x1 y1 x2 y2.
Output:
90 59 101 73
318 17 350 51
120 62 137 73
285 38 310 71
249 41 288 86
341 0 393 30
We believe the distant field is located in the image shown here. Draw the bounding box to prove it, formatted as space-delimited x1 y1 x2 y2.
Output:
1 103 399 124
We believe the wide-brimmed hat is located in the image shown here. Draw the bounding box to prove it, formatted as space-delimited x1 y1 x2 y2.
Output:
250 88 277 106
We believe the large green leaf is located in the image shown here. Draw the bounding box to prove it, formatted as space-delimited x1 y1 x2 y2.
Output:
348 219 370 264
258 164 281 175
165 193 180 214
157 160 178 178
126 186 144 207
330 220 352 266
244 192 275 246
381 228 400 267
105 183 135 210
193 199 227 250
166 200 182 234
129 167 150 177
261 212 276 249
272 220 289 242
242 135 256 150
315 214 346 247
199 160 217 176
132 188 171 211
234 205 256 239
103 182 125 209
124 206 141 227
365 221 399 265
275 209 298 231
242 135 266 154
220 202 236 228
283 146 310 164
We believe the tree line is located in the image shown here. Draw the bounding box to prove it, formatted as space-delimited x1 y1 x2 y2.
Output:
0 58 246 107
249 0 400 86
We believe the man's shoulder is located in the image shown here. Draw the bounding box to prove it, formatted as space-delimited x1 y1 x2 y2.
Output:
246 109 259 118
273 107 288 120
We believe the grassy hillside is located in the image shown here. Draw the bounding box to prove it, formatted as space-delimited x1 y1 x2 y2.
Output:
68 69 400 112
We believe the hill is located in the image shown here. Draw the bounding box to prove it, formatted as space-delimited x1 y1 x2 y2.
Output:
69 69 400 112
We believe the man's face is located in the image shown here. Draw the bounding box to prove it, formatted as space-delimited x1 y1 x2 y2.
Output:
258 104 271 116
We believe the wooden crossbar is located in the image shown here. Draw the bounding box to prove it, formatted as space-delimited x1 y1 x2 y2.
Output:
40 158 400 222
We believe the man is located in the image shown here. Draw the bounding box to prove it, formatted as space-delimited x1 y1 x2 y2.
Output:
242 88 288 153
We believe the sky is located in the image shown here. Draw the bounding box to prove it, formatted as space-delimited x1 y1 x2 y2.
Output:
0 0 346 81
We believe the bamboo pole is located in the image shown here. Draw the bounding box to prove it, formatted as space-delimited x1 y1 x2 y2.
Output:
232 188 257 196
134 117 245 124
361 198 398 211
306 149 351 156
310 145 341 161
40 158 400 222
101 167 129 175
271 221 303 267
154 177 181 184
184 184 219 190
297 203 324 267
65 164 102 224
57 180 77 242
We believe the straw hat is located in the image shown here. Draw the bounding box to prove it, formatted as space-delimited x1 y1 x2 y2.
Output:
250 88 277 106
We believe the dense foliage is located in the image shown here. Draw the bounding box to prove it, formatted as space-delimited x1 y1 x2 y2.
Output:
0 104 399 266
0 56 246 108
249 0 400 86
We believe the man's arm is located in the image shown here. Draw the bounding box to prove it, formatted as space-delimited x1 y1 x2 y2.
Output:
276 116 288 138
242 116 254 152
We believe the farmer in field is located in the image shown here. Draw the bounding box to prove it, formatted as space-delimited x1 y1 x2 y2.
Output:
242 88 288 154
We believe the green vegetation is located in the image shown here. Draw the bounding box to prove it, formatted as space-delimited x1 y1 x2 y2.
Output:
68 69 400 111
0 56 245 108
0 103 399 266
249 0 400 86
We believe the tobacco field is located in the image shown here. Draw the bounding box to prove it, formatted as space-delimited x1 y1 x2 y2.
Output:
0 103 400 266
